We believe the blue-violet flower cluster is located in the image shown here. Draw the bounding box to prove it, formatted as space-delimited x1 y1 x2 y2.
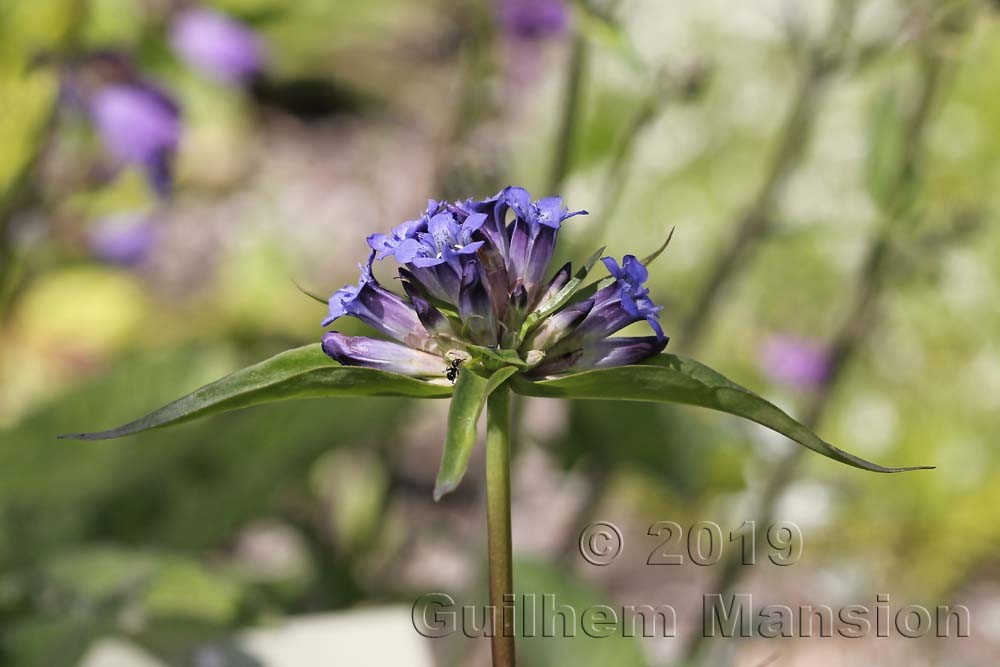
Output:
322 187 668 381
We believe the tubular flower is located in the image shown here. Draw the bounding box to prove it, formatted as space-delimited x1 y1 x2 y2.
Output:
322 187 666 380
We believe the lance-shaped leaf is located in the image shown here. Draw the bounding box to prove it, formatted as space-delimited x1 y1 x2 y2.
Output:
434 366 519 501
61 344 451 440
511 354 931 474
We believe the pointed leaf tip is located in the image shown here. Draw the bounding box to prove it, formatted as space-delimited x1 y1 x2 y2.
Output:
63 344 452 440
292 279 328 305
433 481 457 503
641 226 675 266
510 354 931 474
434 366 518 500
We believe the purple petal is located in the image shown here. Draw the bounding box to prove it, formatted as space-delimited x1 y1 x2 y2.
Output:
354 285 427 345
367 233 395 259
412 256 446 268
322 332 444 377
323 266 428 347
506 217 531 285
427 212 458 254
170 8 265 84
409 294 454 338
406 265 457 305
621 254 648 284
530 197 587 229
453 240 484 255
572 297 635 342
576 336 668 370
620 289 639 318
501 186 532 220
395 238 428 265
87 212 160 267
322 284 361 326
600 256 622 279
459 262 497 345
524 224 557 291
530 336 667 377
498 0 570 40
462 212 488 236
433 263 465 305
90 84 180 182
525 299 594 351
594 254 665 341
144 151 174 197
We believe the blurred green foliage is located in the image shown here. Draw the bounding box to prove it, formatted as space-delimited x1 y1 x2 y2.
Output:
1 0 999 665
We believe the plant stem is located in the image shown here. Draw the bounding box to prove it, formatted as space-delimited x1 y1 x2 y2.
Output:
679 0 858 351
486 386 515 667
547 32 588 195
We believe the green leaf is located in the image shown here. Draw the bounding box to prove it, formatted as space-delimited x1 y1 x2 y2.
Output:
511 355 932 473
434 366 518 501
60 344 451 440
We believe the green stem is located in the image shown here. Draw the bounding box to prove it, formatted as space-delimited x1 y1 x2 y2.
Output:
486 386 515 667
678 0 859 351
547 33 588 195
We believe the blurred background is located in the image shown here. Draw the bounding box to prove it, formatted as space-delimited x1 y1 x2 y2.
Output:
1 0 999 665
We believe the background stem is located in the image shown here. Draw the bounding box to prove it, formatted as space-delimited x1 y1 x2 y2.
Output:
678 0 858 351
486 386 515 667
679 28 952 666
547 33 588 195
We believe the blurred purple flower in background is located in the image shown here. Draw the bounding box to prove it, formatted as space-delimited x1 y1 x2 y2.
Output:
759 334 830 390
87 211 160 267
89 82 181 196
170 7 265 85
497 0 569 40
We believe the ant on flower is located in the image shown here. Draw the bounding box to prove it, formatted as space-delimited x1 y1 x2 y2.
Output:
445 358 463 384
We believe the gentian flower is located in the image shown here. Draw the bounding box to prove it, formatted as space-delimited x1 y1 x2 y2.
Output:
322 263 433 352
321 187 666 380
89 81 181 197
759 334 830 390
170 7 265 85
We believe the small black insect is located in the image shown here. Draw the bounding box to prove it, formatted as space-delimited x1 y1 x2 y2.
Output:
445 358 464 384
